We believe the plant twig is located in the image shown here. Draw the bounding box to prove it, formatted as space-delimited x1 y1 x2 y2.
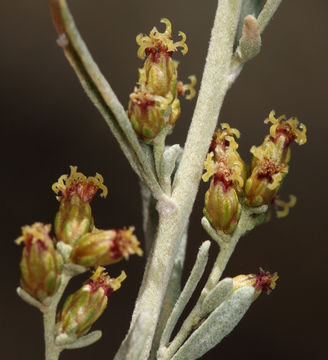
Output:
161 205 267 358
114 2 243 359
48 0 163 199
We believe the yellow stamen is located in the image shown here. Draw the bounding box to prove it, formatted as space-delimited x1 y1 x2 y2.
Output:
267 272 279 292
121 227 143 258
109 271 127 292
275 195 297 218
179 75 197 100
220 123 241 139
90 266 106 281
202 152 217 182
161 18 172 36
217 123 240 150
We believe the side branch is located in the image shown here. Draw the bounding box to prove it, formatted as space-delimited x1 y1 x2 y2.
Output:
48 0 163 199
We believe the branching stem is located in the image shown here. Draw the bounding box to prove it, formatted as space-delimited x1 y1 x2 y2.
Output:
43 272 72 360
114 1 243 359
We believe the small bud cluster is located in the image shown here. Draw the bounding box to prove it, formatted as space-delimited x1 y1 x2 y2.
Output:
16 167 142 343
203 111 307 234
127 18 196 143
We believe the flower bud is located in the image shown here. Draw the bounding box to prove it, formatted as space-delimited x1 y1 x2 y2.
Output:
245 111 306 207
206 124 247 195
16 223 62 302
244 141 288 207
128 88 172 143
204 177 241 234
52 166 108 245
265 110 307 152
138 49 178 99
136 18 187 99
233 268 278 301
70 227 143 268
56 267 126 344
202 124 245 234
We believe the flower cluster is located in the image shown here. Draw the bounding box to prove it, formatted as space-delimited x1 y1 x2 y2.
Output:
127 18 196 143
245 111 306 207
52 166 142 265
203 111 307 234
16 167 142 344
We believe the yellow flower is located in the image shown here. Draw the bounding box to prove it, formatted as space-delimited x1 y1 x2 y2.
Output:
52 167 108 245
127 87 172 142
52 166 108 202
249 140 288 191
203 124 246 194
245 111 307 207
71 227 143 268
265 110 307 146
136 18 188 60
16 223 62 302
56 267 126 344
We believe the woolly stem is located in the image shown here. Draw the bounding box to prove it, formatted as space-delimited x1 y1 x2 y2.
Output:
114 1 243 359
43 272 71 360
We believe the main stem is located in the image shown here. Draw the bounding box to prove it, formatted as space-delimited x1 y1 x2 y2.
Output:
43 272 71 360
114 1 243 359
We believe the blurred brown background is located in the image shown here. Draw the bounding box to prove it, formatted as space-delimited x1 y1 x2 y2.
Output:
1 1 327 359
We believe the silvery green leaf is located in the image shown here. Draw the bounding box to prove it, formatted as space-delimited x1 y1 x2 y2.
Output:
160 241 211 348
201 216 230 245
16 287 43 310
141 143 157 175
160 144 181 194
201 277 233 317
63 331 102 349
172 286 254 360
140 182 158 255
